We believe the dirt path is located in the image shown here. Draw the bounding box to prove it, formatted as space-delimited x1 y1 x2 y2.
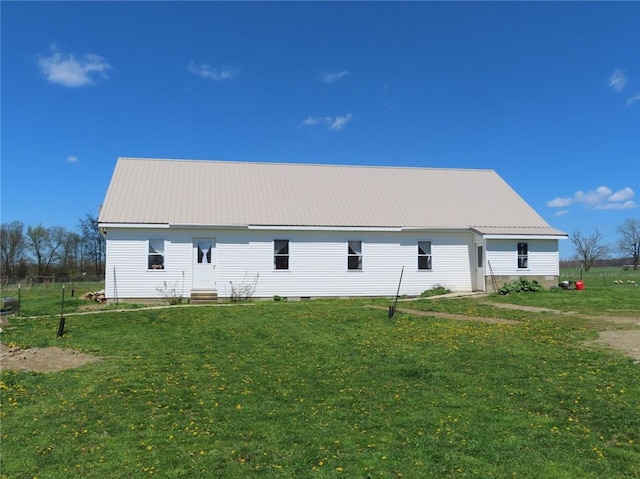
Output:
480 302 576 315
373 300 640 362
479 301 640 360
367 305 519 325
591 331 640 361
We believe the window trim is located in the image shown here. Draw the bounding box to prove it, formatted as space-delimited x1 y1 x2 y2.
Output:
517 242 528 269
347 240 363 271
418 241 433 271
274 239 290 271
148 239 165 270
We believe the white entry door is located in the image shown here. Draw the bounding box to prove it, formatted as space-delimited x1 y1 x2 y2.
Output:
192 238 216 289
474 243 485 291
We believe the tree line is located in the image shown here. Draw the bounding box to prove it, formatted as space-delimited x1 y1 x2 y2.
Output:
0 213 105 282
570 218 640 271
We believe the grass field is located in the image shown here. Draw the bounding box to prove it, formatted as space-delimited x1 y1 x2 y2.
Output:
0 282 146 317
1 282 639 478
560 265 640 284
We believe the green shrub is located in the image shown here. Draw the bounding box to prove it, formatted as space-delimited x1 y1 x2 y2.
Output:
498 278 544 294
420 284 451 297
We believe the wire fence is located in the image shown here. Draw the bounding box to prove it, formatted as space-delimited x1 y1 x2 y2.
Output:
559 267 640 285
1 275 104 288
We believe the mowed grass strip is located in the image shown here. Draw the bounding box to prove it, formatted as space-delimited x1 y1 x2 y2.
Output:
1 300 639 478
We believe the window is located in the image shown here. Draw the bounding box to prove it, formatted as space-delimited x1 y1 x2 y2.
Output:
197 241 212 264
348 241 362 270
418 241 432 270
148 239 165 270
517 242 528 269
274 240 289 270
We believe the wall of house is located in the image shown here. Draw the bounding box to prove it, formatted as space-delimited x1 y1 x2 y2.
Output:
103 227 476 300
104 228 196 302
484 238 560 291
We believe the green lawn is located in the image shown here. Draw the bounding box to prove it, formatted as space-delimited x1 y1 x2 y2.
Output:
560 265 640 284
1 291 639 478
0 282 147 317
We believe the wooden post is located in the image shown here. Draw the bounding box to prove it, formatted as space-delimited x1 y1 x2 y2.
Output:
57 285 65 337
389 266 404 319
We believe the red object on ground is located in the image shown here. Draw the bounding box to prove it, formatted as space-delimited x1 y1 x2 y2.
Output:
575 280 585 290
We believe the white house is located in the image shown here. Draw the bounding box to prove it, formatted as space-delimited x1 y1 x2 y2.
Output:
98 158 566 301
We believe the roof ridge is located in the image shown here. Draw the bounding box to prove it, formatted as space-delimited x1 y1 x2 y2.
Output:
117 157 494 173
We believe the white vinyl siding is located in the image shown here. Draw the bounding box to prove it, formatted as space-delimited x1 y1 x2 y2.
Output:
105 229 195 300
485 239 559 276
104 229 559 300
216 230 473 297
105 228 476 299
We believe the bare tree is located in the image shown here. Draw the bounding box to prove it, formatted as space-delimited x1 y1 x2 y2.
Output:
78 213 105 276
60 231 83 276
617 218 640 270
570 229 609 271
0 221 27 279
26 225 66 276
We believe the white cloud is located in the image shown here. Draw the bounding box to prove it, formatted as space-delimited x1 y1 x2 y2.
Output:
329 113 352 130
595 200 638 210
302 113 352 131
187 62 237 80
547 186 638 211
553 210 570 217
608 69 627 91
546 197 572 208
609 187 634 202
38 45 111 88
67 155 79 163
320 70 348 84
574 186 612 207
627 93 640 106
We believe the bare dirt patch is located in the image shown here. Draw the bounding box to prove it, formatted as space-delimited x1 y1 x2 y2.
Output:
0 343 100 373
480 302 577 315
592 331 640 362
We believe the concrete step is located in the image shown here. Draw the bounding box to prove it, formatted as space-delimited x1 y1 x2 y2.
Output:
190 290 218 303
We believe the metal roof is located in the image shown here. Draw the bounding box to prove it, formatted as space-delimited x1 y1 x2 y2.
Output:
98 157 565 235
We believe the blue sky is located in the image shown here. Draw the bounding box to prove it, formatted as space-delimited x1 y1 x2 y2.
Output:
1 1 638 260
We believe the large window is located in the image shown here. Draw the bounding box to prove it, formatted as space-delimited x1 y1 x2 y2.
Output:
418 241 432 270
148 239 165 270
274 240 289 270
517 242 528 269
348 241 362 270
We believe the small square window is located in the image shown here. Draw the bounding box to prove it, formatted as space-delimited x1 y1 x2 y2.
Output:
418 241 432 270
517 242 528 269
274 240 289 270
148 239 165 270
348 241 362 270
